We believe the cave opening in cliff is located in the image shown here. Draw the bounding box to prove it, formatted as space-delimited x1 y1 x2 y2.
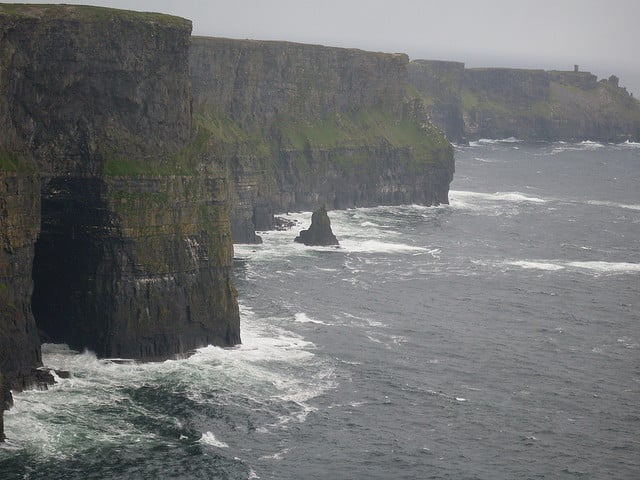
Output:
31 177 114 352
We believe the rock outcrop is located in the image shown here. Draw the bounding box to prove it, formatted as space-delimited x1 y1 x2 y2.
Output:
294 206 339 246
409 61 640 142
190 38 455 243
0 4 241 439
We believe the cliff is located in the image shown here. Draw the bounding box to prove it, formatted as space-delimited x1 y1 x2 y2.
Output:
409 61 640 142
190 38 454 243
0 4 240 438
408 60 467 143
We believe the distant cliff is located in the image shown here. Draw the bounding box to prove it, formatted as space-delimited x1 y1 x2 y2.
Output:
0 3 240 411
190 38 454 243
409 60 640 142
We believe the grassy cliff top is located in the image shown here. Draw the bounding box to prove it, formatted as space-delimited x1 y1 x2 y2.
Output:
191 36 409 62
0 3 191 29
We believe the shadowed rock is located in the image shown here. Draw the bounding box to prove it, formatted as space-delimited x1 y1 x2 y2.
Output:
294 206 339 246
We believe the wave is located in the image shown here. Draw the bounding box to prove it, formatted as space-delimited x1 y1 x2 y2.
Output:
199 431 229 448
294 312 330 325
505 259 640 274
620 140 640 148
551 140 606 154
449 190 547 211
450 190 547 203
4 303 336 459
470 137 523 146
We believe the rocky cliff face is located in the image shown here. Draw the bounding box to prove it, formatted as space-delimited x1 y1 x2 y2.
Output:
0 173 41 389
409 61 640 142
0 4 240 439
190 38 454 243
408 60 467 143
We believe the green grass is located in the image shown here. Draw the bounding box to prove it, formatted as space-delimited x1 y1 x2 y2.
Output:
276 107 448 159
0 148 35 173
0 4 190 28
194 110 272 157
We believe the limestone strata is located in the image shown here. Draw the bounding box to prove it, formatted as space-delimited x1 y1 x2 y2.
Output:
190 38 454 243
409 61 640 142
0 174 42 388
190 37 408 128
0 3 240 403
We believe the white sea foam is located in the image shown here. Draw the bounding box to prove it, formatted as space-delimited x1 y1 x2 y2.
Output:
294 312 329 325
199 431 229 448
5 303 336 459
248 469 260 479
506 261 565 271
551 140 606 154
504 259 640 275
473 157 499 163
566 261 640 274
259 448 289 461
339 239 427 253
470 137 522 146
586 200 640 211
620 140 640 148
449 190 547 212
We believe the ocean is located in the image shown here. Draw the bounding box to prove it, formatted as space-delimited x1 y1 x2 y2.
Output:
1 140 639 479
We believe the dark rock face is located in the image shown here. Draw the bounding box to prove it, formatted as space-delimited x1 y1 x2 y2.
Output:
0 372 5 442
0 175 42 391
408 60 467 143
0 4 240 397
190 38 455 243
409 61 640 142
190 37 408 129
294 206 339 246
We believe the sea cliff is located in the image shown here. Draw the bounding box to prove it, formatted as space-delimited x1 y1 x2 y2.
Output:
190 38 454 243
0 5 455 441
0 3 240 437
409 60 640 142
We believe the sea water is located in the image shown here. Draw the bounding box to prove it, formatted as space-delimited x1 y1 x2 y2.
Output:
1 140 639 479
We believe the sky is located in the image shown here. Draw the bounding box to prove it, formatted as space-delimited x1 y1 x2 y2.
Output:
10 0 640 95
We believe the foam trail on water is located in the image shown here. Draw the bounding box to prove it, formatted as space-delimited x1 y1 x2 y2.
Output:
586 200 640 211
566 261 640 274
506 260 565 271
505 259 640 274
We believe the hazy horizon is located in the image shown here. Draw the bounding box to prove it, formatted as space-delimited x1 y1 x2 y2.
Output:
7 0 640 95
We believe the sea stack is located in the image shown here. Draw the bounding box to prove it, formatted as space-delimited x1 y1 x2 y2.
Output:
294 206 339 246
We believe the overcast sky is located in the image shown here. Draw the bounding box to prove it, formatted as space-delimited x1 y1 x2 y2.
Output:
11 0 640 94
